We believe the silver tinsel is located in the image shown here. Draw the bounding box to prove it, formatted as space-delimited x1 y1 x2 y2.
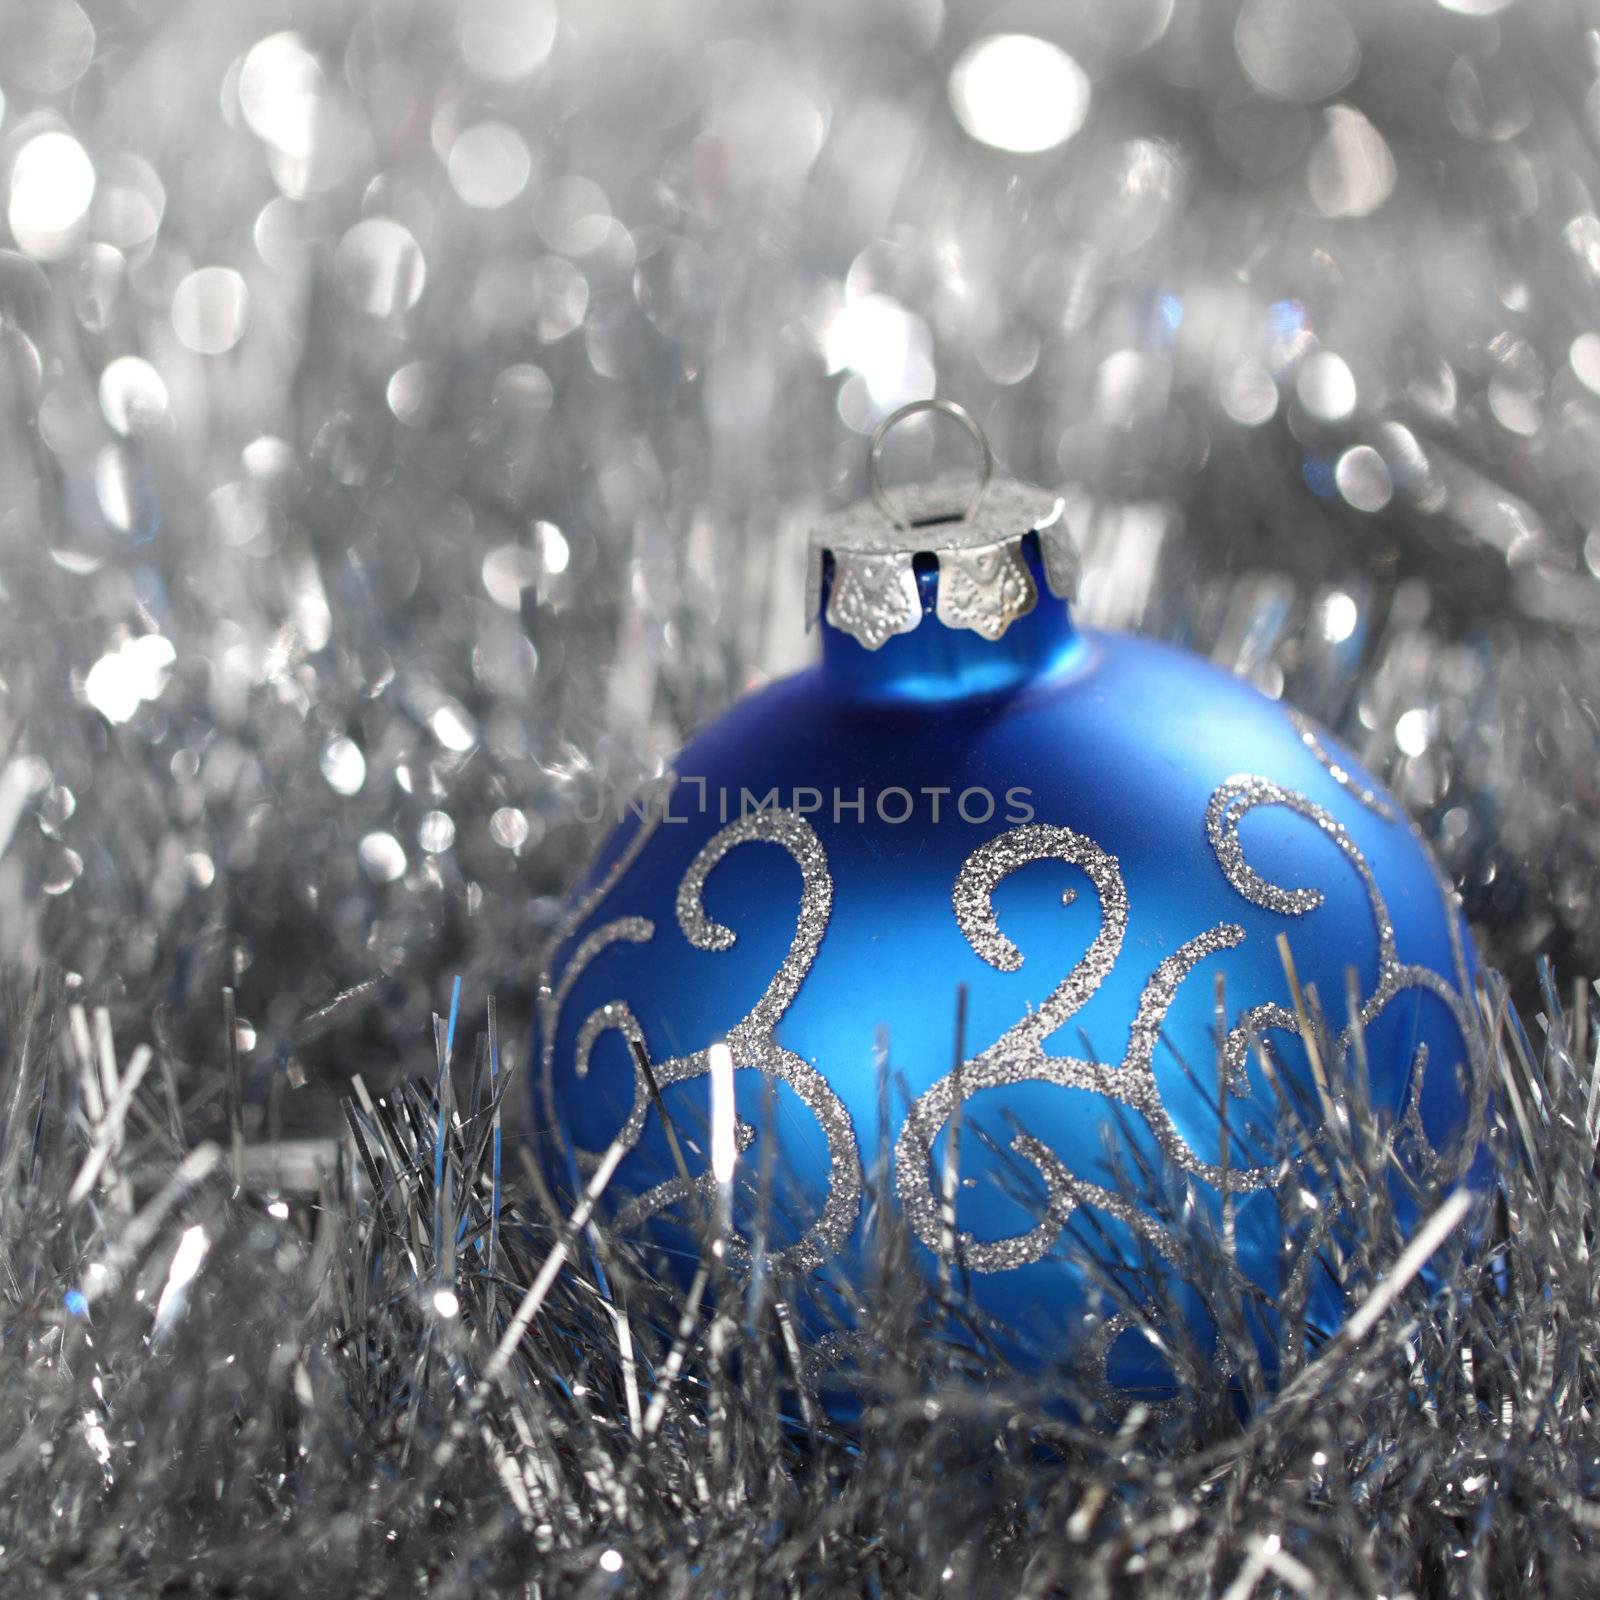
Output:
0 0 1598 1593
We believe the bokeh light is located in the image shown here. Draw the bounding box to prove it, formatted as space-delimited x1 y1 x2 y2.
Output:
10 131 95 260
948 35 1091 154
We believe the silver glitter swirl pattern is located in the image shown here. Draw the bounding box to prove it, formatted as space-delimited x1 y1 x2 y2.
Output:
1204 770 1486 1187
1222 1002 1299 1099
573 1000 651 1153
556 919 654 1030
1207 774 1400 981
549 808 863 1275
548 746 1486 1294
623 1038 861 1273
896 825 1263 1275
897 758 1487 1280
952 823 1127 994
536 811 664 1133
614 1121 757 1241
674 809 832 1032
1287 708 1396 823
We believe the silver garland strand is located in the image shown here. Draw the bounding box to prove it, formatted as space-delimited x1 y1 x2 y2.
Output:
0 0 1597 1593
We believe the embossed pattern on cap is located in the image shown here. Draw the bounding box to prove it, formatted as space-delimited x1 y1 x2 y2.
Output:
807 478 1075 649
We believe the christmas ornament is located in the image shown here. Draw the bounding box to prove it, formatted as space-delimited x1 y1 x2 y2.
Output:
535 401 1488 1390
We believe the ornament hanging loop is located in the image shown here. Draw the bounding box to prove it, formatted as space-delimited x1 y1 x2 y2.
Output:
811 400 1071 646
868 398 994 531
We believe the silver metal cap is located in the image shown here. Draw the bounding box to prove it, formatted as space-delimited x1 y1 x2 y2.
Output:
806 400 1077 651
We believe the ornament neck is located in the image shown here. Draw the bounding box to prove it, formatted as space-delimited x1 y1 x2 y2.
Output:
820 533 1081 705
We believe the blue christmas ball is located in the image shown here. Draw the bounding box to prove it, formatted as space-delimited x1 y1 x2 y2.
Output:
534 443 1487 1393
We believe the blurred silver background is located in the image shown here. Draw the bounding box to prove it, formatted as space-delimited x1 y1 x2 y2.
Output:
0 0 1596 1130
